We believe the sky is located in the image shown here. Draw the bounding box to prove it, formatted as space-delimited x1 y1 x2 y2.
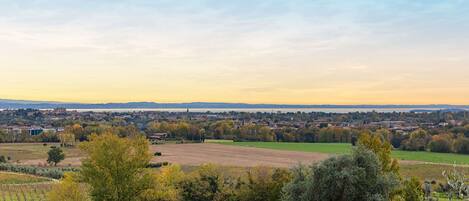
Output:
1 0 469 104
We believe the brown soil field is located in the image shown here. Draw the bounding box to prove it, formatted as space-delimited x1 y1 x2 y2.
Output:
15 143 421 168
19 143 330 167
150 143 331 167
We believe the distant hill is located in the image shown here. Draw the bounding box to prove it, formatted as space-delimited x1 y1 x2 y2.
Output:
0 99 468 110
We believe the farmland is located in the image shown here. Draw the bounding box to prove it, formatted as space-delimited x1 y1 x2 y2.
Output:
3 141 469 167
0 172 53 201
212 141 469 165
0 172 51 184
0 143 83 166
1 142 468 201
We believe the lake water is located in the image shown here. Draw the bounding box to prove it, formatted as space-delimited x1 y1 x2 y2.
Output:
68 108 450 113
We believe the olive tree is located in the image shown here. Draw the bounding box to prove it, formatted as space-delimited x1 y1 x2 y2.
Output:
282 147 399 201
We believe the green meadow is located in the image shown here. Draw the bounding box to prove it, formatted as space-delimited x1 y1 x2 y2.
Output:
214 141 469 165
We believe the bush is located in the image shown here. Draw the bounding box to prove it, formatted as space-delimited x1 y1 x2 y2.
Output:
139 165 184 201
400 129 431 151
238 167 291 201
400 177 424 201
178 164 239 201
282 147 399 201
429 135 453 153
0 155 6 163
0 163 79 179
48 172 91 201
454 137 469 154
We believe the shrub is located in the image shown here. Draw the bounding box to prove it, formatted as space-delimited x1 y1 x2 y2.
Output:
48 172 91 201
238 166 291 201
178 164 239 201
454 137 469 154
400 129 431 151
282 147 399 201
281 165 309 201
0 163 79 179
0 155 6 163
442 165 469 199
400 177 424 201
429 134 453 153
139 165 184 201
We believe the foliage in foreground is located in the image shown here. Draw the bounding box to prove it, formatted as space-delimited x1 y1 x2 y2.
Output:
47 131 469 201
48 172 91 201
79 132 153 201
358 131 400 174
282 147 400 201
442 165 469 200
398 177 424 201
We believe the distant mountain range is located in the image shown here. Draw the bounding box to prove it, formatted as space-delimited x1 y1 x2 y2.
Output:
1 99 469 110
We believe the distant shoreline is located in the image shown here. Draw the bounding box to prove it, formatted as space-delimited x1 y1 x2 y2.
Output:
1 107 466 114
1 99 469 112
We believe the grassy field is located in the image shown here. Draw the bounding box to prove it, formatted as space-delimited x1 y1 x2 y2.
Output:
0 143 83 162
0 183 52 201
0 172 51 185
0 172 53 201
213 142 469 165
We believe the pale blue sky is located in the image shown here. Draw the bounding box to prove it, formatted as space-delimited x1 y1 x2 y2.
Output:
1 0 468 104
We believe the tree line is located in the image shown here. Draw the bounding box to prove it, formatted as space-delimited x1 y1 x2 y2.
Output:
2 120 469 155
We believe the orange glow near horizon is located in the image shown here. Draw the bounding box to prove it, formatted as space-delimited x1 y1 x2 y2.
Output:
1 1 469 104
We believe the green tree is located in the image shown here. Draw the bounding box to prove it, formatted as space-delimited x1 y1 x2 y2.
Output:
454 136 469 154
281 165 309 201
179 164 239 201
239 166 291 201
47 146 65 166
79 132 153 201
282 147 399 201
428 134 453 153
401 129 430 151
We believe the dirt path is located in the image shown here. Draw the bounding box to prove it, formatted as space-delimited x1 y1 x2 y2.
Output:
150 143 331 168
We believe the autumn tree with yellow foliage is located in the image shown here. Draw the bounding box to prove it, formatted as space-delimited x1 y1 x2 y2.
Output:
48 172 91 201
358 132 399 174
79 132 154 201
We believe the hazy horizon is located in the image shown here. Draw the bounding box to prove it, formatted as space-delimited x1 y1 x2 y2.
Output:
1 1 469 104
2 97 469 106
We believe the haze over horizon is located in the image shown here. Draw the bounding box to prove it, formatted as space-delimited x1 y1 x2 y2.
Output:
1 0 469 104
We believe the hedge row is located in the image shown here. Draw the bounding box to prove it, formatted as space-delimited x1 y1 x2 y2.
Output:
0 163 79 179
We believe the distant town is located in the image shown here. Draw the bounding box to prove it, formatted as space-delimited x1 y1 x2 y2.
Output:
0 107 465 135
1 108 469 153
